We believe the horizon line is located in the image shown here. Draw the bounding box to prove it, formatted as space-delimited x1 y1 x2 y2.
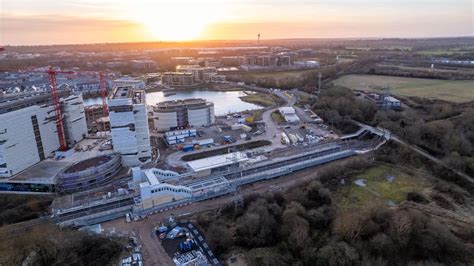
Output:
3 36 474 48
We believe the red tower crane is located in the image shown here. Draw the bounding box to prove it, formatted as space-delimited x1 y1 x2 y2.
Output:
47 67 75 151
99 71 108 116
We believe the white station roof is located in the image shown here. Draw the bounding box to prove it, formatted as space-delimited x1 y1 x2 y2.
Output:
187 152 248 172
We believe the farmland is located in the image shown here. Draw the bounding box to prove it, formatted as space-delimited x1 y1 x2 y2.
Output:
333 74 474 103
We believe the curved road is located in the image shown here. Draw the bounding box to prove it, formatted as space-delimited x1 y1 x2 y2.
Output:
164 85 292 169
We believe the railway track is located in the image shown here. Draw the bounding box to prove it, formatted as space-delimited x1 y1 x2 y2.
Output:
0 197 135 237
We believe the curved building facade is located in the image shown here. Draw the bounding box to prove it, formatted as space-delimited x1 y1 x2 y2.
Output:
57 153 122 194
153 98 215 132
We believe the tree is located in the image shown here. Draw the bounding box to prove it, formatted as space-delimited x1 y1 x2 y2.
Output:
235 199 280 247
316 241 360 266
206 223 233 256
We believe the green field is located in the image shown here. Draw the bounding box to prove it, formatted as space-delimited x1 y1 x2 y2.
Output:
334 74 474 103
337 165 430 210
416 46 474 56
239 92 282 107
228 69 316 86
271 111 285 123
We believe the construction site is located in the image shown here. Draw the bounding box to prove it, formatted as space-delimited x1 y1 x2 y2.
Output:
0 63 398 266
0 67 387 221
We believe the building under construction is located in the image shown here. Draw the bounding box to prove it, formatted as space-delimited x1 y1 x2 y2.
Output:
0 90 88 177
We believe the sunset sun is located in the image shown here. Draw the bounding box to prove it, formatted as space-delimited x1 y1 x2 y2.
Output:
142 18 205 41
130 1 227 41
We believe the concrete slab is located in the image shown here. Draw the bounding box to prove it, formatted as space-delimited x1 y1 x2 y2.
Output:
8 160 72 184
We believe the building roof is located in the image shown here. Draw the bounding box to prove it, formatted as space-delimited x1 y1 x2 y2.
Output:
162 72 194 76
110 86 145 104
0 90 70 114
279 107 300 123
279 107 296 114
187 152 248 172
154 98 213 112
113 78 144 83
384 96 400 103
187 176 229 191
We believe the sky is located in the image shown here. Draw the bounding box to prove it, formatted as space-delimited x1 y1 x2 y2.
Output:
0 0 473 45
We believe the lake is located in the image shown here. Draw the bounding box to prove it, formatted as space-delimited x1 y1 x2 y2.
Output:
83 90 262 116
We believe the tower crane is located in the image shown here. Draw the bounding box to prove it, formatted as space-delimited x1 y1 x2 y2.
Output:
46 67 75 151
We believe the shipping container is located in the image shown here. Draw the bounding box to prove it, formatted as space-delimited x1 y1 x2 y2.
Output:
197 138 214 146
231 124 242 130
241 124 252 132
183 145 194 152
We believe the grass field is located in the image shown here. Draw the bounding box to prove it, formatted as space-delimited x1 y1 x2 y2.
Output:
334 74 474 103
228 69 316 86
416 46 474 56
239 92 282 107
377 64 474 75
271 111 285 123
337 165 430 210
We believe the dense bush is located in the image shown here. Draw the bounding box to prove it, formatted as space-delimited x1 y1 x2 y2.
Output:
202 178 473 265
0 225 123 265
0 195 52 226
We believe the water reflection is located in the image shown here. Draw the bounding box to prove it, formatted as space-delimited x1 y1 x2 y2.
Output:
83 90 262 116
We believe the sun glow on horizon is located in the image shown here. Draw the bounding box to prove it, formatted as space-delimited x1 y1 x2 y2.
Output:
128 1 228 41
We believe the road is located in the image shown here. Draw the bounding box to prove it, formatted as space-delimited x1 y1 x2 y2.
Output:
164 85 292 169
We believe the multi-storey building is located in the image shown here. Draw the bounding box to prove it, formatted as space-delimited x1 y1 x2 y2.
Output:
152 98 215 132
62 94 88 146
112 78 145 89
161 72 195 86
0 91 87 177
221 56 245 67
175 65 217 82
84 104 105 132
108 86 152 167
130 60 158 70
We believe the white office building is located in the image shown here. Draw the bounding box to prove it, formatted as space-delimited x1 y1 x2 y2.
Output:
108 87 152 167
0 91 87 177
112 78 145 90
153 98 215 132
62 94 88 146
176 65 217 82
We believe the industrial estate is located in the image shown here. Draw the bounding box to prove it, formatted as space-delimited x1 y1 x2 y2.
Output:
0 36 473 266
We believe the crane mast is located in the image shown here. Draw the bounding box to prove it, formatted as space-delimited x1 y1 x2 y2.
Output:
99 72 108 116
47 68 68 151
